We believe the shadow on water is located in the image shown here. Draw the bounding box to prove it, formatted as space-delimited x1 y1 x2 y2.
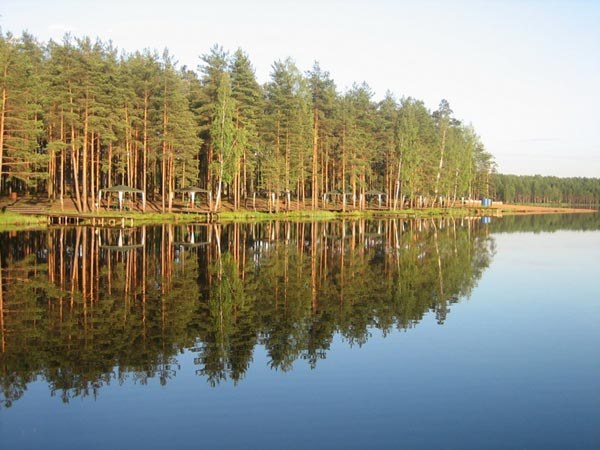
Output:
0 215 520 407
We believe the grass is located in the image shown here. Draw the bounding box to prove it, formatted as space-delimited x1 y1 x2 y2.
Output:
218 209 339 222
65 210 212 225
216 207 497 223
0 205 502 231
0 211 47 231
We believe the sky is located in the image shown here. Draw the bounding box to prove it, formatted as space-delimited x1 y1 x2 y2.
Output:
1 0 599 177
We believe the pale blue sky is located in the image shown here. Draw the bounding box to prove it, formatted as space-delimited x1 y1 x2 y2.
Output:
2 0 599 177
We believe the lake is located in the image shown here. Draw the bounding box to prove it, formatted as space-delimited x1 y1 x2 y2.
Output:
1 214 599 450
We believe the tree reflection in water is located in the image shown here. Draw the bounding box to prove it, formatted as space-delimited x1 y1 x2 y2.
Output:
0 218 496 406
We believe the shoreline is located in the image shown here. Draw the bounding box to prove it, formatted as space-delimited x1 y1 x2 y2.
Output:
0 202 596 230
496 204 597 215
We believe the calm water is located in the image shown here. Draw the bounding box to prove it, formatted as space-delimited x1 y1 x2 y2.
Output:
0 214 599 450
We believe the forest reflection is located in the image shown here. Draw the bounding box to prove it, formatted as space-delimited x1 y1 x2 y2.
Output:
0 218 495 406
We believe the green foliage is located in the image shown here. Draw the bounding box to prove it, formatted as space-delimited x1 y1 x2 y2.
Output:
210 73 238 184
0 29 495 212
0 32 47 188
492 174 600 207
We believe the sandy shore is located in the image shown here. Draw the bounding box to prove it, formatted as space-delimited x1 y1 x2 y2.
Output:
493 204 597 215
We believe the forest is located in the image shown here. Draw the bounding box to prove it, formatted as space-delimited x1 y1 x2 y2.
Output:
0 30 495 212
492 174 600 207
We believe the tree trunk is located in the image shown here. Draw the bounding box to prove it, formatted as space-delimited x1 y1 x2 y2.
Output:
143 92 148 202
90 131 95 207
434 123 448 206
285 128 290 197
312 108 319 210
125 105 132 187
168 151 174 212
95 134 100 205
162 82 168 212
71 124 83 212
451 168 459 207
0 65 8 193
82 97 89 211
48 125 55 200
107 142 113 188
394 159 402 210
214 163 224 212
60 110 65 211
341 126 346 212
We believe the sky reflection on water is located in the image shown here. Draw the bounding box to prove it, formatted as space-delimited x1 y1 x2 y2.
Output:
1 215 599 450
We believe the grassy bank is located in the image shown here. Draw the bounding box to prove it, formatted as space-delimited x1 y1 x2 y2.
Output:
76 210 211 224
216 207 497 222
2 206 503 231
0 211 48 231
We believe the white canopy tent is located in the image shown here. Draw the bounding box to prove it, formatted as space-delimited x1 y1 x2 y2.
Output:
97 185 146 211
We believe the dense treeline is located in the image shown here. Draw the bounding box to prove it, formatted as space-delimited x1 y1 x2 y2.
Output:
492 174 600 207
0 31 494 211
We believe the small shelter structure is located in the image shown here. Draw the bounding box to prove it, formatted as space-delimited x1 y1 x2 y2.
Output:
97 185 146 211
322 189 352 206
174 187 212 209
365 189 387 207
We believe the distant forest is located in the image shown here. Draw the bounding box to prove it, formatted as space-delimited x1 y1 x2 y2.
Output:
0 31 495 211
492 174 600 207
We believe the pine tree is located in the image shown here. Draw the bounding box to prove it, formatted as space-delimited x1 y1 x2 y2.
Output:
307 63 336 209
197 45 229 192
432 99 457 205
396 98 437 207
341 83 377 210
375 92 399 208
210 72 238 211
123 50 161 198
0 32 46 194
264 59 312 210
229 49 263 208
158 50 201 211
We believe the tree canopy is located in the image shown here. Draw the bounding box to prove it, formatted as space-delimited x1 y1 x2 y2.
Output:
492 174 600 207
0 30 499 211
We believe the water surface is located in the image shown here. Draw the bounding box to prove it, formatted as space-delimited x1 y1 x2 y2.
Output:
1 214 599 449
